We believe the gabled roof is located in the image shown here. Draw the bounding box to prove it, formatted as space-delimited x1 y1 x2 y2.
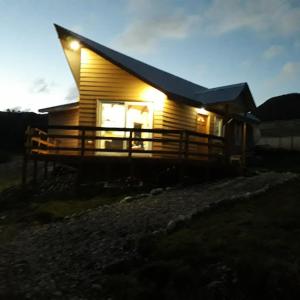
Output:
54 24 256 113
196 83 256 113
196 83 246 104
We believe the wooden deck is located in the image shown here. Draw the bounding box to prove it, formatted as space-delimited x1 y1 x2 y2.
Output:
22 125 227 184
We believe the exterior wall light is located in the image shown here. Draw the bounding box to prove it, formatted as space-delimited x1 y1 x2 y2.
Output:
141 87 166 110
196 107 209 115
70 40 80 51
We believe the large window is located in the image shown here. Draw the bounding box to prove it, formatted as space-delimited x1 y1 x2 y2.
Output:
98 101 153 153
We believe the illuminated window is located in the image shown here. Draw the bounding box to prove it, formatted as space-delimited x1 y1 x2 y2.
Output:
98 101 153 152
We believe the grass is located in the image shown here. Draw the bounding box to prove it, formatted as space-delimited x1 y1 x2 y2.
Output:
254 149 300 173
0 188 121 242
32 195 120 220
103 178 300 300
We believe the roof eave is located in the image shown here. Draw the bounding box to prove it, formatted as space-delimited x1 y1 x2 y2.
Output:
39 102 79 113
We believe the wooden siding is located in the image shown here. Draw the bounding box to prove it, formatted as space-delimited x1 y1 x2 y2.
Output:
48 108 79 154
79 48 162 129
78 47 222 158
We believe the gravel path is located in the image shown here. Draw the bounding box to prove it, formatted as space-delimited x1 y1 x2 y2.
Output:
0 171 297 299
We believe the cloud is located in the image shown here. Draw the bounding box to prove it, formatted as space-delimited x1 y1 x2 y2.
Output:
202 0 300 37
117 0 300 53
114 0 198 53
265 61 300 89
65 86 79 102
116 14 198 53
30 78 52 94
263 45 284 59
281 61 300 76
294 39 300 49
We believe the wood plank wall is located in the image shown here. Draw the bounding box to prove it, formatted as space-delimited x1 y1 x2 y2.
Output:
79 48 163 127
78 47 223 157
47 47 221 158
48 108 79 154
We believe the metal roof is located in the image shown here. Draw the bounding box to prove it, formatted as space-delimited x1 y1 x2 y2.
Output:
54 24 256 112
196 83 246 104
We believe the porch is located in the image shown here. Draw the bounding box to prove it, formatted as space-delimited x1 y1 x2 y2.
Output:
22 125 228 185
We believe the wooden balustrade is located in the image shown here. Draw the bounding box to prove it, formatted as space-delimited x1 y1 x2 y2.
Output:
25 125 225 161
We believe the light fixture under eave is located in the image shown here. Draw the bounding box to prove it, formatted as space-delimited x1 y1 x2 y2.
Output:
140 87 166 110
195 107 209 115
69 40 81 51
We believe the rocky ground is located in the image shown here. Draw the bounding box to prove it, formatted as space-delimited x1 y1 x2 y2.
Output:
0 171 297 299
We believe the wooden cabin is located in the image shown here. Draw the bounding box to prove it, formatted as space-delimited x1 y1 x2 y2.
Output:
24 24 257 182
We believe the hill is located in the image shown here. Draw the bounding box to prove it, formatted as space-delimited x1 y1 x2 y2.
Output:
254 93 300 121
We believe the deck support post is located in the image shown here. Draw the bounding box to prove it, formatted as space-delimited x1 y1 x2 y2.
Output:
33 157 38 184
44 160 49 180
129 159 135 178
77 129 86 187
22 154 28 187
241 121 247 166
179 130 189 182
128 129 133 158
22 126 31 187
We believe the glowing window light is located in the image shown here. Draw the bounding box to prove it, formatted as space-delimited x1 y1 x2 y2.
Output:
140 87 166 110
195 107 209 115
70 40 80 51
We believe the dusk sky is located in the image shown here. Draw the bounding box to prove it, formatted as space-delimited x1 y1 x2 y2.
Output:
0 0 299 112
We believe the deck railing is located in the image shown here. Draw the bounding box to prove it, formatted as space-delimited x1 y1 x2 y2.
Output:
25 125 225 161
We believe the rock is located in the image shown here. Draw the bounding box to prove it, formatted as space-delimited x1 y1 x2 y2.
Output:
166 220 176 232
52 291 62 297
207 280 223 289
135 193 151 199
150 188 163 195
91 283 102 291
165 186 174 191
176 215 186 222
120 196 134 203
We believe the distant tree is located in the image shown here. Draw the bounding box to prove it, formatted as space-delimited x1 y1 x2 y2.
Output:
5 107 22 113
0 111 48 153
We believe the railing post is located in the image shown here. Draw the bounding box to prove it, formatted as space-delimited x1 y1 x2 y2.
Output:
37 130 41 154
128 129 133 157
